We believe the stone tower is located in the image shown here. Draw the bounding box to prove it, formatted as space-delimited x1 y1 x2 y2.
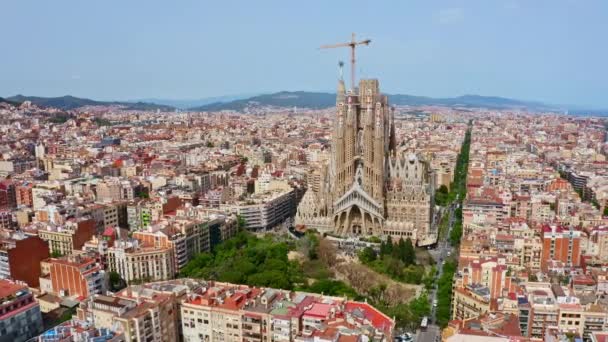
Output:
296 77 436 245
332 78 392 236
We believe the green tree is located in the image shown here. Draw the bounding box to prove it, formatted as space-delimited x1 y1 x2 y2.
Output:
299 231 319 260
436 260 457 327
181 231 304 291
450 220 463 246
402 265 424 284
403 238 416 266
300 279 359 299
380 238 393 256
409 292 431 320
435 185 449 206
358 247 377 263
604 206 608 217
394 237 406 261
108 271 126 291
248 270 292 289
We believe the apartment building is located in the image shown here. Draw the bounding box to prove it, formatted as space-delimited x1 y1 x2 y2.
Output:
107 239 175 284
82 203 122 232
180 281 394 342
44 254 106 298
96 178 138 203
451 284 493 321
461 257 512 299
0 179 16 210
0 158 36 176
223 189 295 231
37 319 126 341
15 182 33 207
76 287 178 342
463 193 505 230
589 227 608 262
0 231 49 287
37 217 96 255
133 219 210 272
521 283 560 340
517 236 542 271
582 304 608 341
557 303 584 336
540 224 582 271
32 182 63 210
0 211 14 230
0 279 44 341
443 312 523 341
95 178 120 201
127 200 155 230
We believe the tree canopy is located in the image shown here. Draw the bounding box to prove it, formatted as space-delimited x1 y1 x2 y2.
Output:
358 238 425 284
180 231 304 290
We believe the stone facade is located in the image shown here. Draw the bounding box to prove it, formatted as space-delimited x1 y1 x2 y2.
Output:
296 78 436 244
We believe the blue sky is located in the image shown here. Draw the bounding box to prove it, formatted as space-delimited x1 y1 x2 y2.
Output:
1 0 607 107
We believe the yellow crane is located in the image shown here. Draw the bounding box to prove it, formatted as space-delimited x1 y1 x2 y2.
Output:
320 33 371 90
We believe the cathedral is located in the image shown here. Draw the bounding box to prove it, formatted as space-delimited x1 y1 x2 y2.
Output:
295 77 437 245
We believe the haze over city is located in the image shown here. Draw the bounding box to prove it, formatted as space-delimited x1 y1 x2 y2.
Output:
2 0 608 108
1 2 608 342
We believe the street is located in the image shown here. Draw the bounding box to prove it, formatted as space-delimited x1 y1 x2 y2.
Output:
416 325 440 342
416 201 458 342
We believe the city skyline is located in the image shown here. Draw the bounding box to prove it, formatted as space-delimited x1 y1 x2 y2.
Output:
1 2 608 341
2 0 608 108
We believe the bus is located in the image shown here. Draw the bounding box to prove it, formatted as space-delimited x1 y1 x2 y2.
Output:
420 316 428 331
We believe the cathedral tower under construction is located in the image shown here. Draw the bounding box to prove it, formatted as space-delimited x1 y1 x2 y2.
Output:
296 77 436 245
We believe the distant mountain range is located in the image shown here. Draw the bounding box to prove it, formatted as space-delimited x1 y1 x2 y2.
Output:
190 91 560 112
135 94 259 109
5 95 174 111
3 92 606 116
190 91 337 111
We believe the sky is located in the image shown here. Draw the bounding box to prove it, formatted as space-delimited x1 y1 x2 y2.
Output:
1 0 607 107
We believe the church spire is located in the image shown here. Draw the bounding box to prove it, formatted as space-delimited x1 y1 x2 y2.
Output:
389 106 397 155
337 61 346 104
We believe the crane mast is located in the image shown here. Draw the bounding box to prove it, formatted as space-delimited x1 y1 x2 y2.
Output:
320 33 371 90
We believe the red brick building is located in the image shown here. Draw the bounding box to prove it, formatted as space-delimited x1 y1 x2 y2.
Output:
0 233 50 287
48 255 105 298
15 182 34 207
541 224 581 271
546 178 571 192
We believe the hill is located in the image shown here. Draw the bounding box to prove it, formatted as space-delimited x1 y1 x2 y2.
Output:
390 94 551 110
6 95 175 111
190 91 337 111
191 91 558 112
0 97 21 106
137 94 259 109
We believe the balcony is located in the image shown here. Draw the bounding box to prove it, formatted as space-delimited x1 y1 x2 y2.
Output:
243 323 261 334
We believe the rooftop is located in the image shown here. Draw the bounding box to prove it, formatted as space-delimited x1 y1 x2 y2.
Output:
0 279 26 300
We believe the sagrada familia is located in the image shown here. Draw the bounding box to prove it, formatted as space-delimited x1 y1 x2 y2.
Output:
295 77 437 245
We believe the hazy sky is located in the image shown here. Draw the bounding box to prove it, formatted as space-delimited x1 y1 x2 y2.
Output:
1 0 607 107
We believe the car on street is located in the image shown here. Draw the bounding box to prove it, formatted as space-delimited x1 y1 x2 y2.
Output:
394 333 413 342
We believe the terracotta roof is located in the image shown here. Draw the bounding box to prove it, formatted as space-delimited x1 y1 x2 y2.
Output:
0 280 26 299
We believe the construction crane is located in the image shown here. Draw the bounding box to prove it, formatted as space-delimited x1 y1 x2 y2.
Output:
320 33 371 90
